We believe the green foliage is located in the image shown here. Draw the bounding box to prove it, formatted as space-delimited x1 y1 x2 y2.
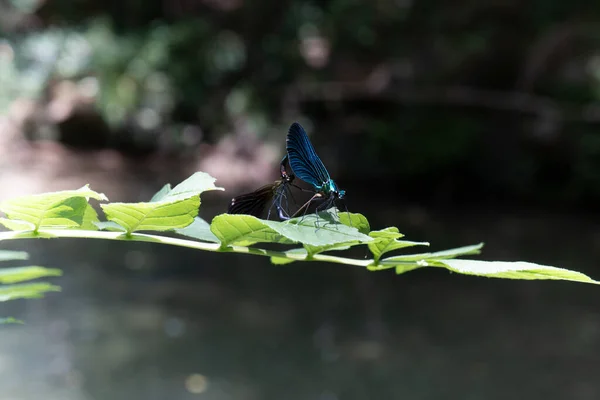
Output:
100 172 223 235
0 172 597 285
368 227 429 262
211 210 372 248
0 250 62 323
0 186 107 232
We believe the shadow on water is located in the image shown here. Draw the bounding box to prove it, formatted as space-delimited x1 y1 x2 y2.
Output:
2 197 600 400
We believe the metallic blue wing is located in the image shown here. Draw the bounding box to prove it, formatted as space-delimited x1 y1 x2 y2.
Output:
286 122 330 189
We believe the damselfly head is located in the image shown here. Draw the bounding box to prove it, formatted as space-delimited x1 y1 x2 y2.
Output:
325 180 345 199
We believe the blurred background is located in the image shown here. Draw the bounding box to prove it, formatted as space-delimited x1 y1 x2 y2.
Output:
2 0 600 399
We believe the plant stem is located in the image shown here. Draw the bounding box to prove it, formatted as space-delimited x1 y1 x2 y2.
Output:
0 229 373 267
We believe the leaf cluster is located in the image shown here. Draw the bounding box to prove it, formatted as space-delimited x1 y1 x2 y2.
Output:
0 172 595 285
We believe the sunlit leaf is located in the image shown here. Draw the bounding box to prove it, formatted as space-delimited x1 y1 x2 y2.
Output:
368 227 429 261
0 219 35 231
379 243 484 264
102 197 200 234
338 211 370 234
79 204 101 231
101 172 223 234
429 259 600 283
211 214 295 246
211 211 373 247
303 242 357 256
0 185 107 231
369 243 484 271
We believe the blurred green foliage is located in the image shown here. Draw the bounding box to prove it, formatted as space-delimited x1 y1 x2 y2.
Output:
2 0 600 204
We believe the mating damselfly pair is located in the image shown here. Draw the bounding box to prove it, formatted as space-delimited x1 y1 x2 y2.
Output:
227 122 348 226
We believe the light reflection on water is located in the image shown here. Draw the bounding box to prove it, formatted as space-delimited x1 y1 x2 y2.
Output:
1 201 600 400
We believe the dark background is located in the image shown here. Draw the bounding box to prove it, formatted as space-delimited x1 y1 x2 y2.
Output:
1 1 600 399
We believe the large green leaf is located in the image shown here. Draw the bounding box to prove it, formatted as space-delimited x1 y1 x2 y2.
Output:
0 185 107 231
338 211 370 235
211 211 373 247
370 244 596 283
211 214 295 246
0 219 35 231
301 211 371 255
368 227 429 262
101 197 200 234
431 259 600 283
101 172 223 234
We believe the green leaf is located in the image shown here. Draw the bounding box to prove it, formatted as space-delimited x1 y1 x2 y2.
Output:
338 211 370 234
0 282 61 301
150 184 172 202
0 250 29 262
211 212 373 247
175 217 220 243
79 204 101 230
0 185 107 231
431 259 600 283
303 241 357 256
0 317 23 324
159 172 223 200
270 248 308 265
94 221 127 232
370 243 484 271
211 214 295 246
370 244 580 281
102 197 200 234
380 243 484 263
368 227 429 261
101 172 223 234
0 266 62 284
0 219 35 231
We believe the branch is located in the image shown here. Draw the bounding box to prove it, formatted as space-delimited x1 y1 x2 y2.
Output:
0 229 372 267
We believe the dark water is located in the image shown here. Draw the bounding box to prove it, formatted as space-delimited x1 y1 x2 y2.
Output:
2 199 600 400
